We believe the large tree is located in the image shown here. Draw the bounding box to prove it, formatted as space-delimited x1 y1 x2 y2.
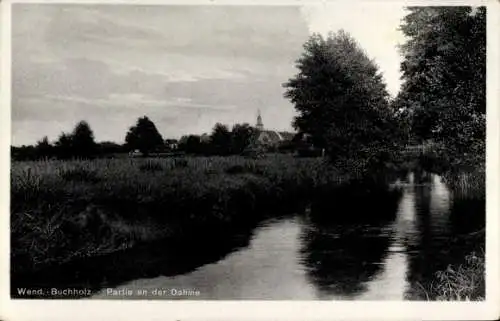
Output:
71 120 97 158
210 123 232 156
54 132 73 160
179 135 204 155
35 136 53 159
98 141 125 155
125 116 164 155
398 7 486 168
231 123 256 154
284 30 399 177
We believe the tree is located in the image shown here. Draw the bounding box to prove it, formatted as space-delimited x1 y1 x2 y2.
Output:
98 141 125 156
284 30 400 178
35 136 53 159
231 123 256 154
125 116 164 156
398 7 486 169
71 121 97 158
179 135 203 155
54 132 73 160
210 123 232 156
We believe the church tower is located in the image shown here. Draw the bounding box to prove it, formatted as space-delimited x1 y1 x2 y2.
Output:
256 110 264 131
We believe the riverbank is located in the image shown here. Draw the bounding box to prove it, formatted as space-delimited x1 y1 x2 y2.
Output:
410 164 485 301
11 153 486 299
431 166 485 301
11 155 349 276
416 247 485 301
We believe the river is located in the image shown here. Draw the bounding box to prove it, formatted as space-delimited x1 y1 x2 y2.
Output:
90 172 485 300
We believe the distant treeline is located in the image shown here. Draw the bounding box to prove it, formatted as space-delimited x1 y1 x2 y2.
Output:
11 117 313 161
11 140 129 161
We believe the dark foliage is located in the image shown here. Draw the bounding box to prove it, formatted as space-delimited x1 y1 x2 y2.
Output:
397 7 486 171
125 116 164 156
54 132 74 160
231 123 256 154
284 30 402 179
71 121 98 159
210 123 232 156
178 135 206 155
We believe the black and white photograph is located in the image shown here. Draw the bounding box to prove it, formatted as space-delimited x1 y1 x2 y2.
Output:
1 0 498 319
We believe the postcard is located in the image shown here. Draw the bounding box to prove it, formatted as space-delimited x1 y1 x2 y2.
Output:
1 0 498 320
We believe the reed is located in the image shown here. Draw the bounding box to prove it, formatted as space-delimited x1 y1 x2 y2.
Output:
11 155 345 275
416 249 485 301
443 167 485 199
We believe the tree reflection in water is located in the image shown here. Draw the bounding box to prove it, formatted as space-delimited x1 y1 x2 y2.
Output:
300 183 402 299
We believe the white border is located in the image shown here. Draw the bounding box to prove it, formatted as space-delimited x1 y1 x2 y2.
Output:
0 0 494 4
0 1 499 320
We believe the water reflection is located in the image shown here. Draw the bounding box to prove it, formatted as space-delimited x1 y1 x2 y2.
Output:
300 184 403 299
356 184 418 300
300 223 394 299
300 172 483 300
449 196 485 235
12 225 258 298
92 217 318 300
405 173 485 299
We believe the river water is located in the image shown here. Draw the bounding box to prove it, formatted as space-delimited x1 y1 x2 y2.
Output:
91 172 484 300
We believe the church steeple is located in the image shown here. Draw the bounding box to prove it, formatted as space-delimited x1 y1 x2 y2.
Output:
256 109 264 130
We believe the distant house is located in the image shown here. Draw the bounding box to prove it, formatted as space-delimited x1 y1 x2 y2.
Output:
164 139 179 150
200 133 211 143
129 149 143 158
287 132 326 157
245 111 295 154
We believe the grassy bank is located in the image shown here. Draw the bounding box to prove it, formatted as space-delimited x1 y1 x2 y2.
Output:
436 166 485 301
12 152 486 298
417 249 485 301
442 166 486 199
11 154 346 275
410 164 485 301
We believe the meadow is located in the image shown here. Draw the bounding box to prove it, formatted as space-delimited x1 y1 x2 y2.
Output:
11 154 347 276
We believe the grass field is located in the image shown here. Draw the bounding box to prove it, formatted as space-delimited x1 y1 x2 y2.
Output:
11 154 347 275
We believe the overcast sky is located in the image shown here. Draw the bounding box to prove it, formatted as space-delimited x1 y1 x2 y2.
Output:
11 4 406 146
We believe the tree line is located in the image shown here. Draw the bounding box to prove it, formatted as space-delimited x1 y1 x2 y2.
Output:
395 6 485 171
11 117 299 161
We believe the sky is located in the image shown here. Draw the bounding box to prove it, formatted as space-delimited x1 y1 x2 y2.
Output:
11 4 407 146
